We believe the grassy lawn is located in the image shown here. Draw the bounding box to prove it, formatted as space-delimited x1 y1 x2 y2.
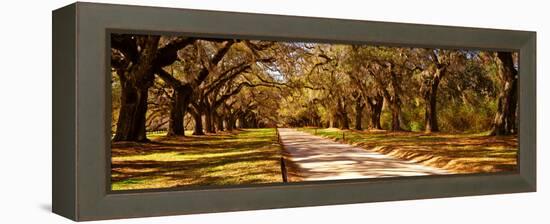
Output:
111 128 282 190
299 127 517 174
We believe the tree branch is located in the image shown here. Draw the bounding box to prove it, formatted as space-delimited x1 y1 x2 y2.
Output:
155 68 183 89
196 41 235 84
155 37 196 67
111 34 139 63
203 62 251 96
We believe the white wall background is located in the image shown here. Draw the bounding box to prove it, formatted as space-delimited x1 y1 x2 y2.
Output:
0 0 547 223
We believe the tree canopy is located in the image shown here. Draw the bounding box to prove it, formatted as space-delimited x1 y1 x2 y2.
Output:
111 34 519 142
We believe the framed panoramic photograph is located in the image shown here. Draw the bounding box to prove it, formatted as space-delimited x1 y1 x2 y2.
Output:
52 2 536 221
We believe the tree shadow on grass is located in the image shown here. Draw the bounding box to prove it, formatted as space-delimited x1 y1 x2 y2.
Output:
111 129 283 190
295 128 518 174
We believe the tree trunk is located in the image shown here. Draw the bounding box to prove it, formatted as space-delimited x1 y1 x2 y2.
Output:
424 69 443 133
368 95 383 129
337 98 349 130
225 116 234 131
389 72 403 132
216 113 224 132
238 115 245 128
253 117 259 128
113 83 150 142
315 117 321 127
354 97 364 130
231 117 238 129
225 118 232 131
340 114 350 130
112 36 160 142
204 107 216 133
191 110 205 135
332 117 339 129
167 86 191 136
389 98 401 131
237 117 242 128
491 52 518 135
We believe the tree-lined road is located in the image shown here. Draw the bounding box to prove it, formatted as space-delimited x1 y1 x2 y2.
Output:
109 34 517 189
278 128 449 181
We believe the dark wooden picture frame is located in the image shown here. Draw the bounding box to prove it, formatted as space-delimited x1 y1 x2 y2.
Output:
52 2 536 221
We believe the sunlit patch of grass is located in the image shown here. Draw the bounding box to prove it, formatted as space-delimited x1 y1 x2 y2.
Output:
112 149 263 162
117 177 144 185
145 130 193 138
146 132 167 138
111 128 282 190
299 127 518 173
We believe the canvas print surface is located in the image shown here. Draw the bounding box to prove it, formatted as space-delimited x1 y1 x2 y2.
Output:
110 34 518 191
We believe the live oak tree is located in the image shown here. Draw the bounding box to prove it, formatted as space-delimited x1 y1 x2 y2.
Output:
187 41 276 134
111 34 519 143
156 40 234 136
490 52 518 135
111 35 196 142
111 35 159 142
412 49 467 133
347 64 384 130
350 46 415 131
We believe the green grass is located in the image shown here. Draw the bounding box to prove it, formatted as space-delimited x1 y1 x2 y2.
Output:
299 127 518 173
111 128 282 190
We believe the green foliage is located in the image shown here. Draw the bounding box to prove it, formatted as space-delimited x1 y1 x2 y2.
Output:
111 34 516 137
380 110 392 130
438 100 496 133
409 121 423 132
400 98 425 131
110 34 519 191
